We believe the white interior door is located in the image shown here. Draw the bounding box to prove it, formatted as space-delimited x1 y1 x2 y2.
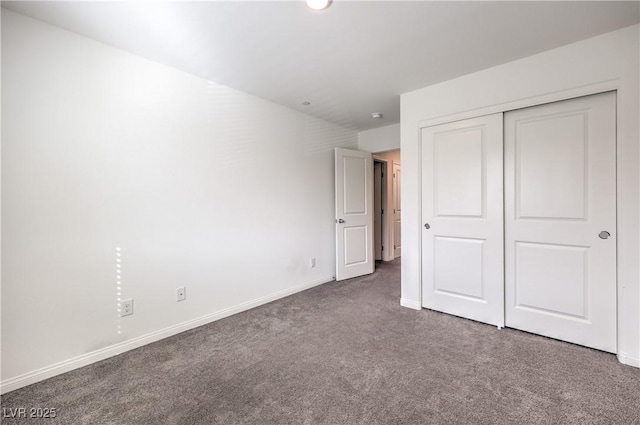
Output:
392 162 402 258
335 148 374 281
421 113 504 327
504 92 617 353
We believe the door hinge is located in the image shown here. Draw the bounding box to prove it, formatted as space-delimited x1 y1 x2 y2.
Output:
381 172 384 178
381 209 384 214
381 246 384 251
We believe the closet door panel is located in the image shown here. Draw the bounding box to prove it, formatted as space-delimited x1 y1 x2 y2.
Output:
504 92 617 353
421 113 504 327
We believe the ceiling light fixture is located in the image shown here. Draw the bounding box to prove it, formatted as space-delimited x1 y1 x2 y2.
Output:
371 112 383 119
306 0 332 11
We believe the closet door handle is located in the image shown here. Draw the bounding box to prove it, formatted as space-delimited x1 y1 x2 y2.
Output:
337 219 345 224
424 223 430 230
599 231 610 240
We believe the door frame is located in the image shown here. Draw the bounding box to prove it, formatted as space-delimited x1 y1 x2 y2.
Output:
373 155 396 262
373 158 389 262
416 85 622 353
392 161 401 259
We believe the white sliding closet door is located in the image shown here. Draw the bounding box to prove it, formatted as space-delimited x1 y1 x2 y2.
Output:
504 92 617 353
421 114 504 327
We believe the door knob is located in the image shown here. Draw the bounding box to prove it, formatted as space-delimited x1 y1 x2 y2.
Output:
599 231 610 240
337 219 345 224
424 223 430 230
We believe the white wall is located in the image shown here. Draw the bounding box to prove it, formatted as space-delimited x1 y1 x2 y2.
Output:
359 123 400 153
401 25 640 367
1 10 358 392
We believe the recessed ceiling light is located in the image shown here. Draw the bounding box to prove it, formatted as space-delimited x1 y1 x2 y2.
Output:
306 0 332 11
371 112 383 119
302 101 311 106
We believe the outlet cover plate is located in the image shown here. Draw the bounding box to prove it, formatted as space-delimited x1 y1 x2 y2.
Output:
176 287 186 302
121 299 133 317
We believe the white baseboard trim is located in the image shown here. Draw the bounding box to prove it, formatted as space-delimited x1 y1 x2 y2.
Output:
1 275 334 394
400 298 422 310
618 352 640 368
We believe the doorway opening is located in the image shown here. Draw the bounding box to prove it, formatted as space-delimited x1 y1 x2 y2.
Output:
334 147 400 280
373 160 387 262
373 149 401 266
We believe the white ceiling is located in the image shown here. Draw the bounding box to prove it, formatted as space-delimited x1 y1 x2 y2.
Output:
3 1 639 131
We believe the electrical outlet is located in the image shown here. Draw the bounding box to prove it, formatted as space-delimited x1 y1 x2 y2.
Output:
311 258 316 268
176 286 186 302
121 299 133 317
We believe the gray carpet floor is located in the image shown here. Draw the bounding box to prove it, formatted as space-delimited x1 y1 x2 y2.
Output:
2 258 640 424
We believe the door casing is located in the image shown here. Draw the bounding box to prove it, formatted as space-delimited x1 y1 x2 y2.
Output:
392 162 402 258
